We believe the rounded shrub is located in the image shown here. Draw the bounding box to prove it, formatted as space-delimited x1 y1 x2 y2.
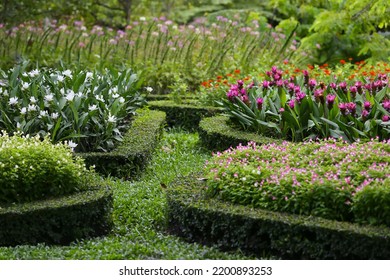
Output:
0 132 92 204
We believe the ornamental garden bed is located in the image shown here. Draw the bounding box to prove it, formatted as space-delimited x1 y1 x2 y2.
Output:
0 134 113 246
167 139 390 259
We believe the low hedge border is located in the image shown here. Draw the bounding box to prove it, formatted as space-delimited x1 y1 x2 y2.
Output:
148 100 222 131
199 115 283 151
0 186 113 246
79 109 166 179
167 175 390 259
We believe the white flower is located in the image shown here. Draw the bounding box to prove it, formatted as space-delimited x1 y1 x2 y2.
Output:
68 140 78 151
88 104 98 111
16 122 21 129
28 104 37 111
145 86 153 93
20 107 27 114
66 90 75 101
21 82 29 90
140 16 146 21
62 69 72 78
44 93 54 102
118 97 125 103
86 72 93 80
57 75 64 82
28 69 39 77
51 112 59 119
108 114 117 123
109 86 118 94
60 88 65 95
96 95 104 102
8 97 18 105
39 110 48 117
2 89 8 96
112 93 119 98
30 96 37 103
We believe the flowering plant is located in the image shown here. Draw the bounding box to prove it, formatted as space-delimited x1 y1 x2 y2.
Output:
0 62 146 152
217 66 390 142
204 139 390 226
0 132 95 204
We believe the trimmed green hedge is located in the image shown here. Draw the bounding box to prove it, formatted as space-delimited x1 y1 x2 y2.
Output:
148 100 222 131
79 109 166 179
0 186 113 246
167 175 390 259
199 115 283 151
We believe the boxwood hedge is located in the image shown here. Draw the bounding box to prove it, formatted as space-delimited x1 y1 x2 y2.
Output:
0 186 113 246
167 175 390 259
199 115 283 151
148 100 222 131
79 109 166 179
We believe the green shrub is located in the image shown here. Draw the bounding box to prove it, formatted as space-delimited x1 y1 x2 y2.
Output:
0 132 93 204
148 100 222 131
199 115 282 151
79 108 166 179
0 186 113 246
204 139 390 226
167 175 390 259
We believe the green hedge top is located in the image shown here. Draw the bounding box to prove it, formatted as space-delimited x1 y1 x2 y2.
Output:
199 115 283 151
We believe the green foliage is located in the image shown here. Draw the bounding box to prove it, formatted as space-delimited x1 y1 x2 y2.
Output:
0 186 113 246
199 115 281 151
167 175 390 259
204 139 390 226
0 63 146 152
300 0 390 63
0 132 93 204
80 109 166 179
148 100 222 131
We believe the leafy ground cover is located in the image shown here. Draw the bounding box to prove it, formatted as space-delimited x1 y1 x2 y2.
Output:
0 131 254 259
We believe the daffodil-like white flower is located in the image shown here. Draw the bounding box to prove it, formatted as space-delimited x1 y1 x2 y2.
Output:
51 112 59 119
30 96 37 103
28 69 39 77
145 86 153 93
108 114 117 123
119 97 125 103
28 104 37 111
68 140 78 151
44 93 54 102
21 82 29 90
20 107 27 114
88 104 98 111
62 69 72 78
8 97 18 105
66 90 75 101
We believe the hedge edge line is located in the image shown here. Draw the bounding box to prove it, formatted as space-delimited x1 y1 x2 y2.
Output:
0 186 113 246
79 109 166 179
199 115 283 151
167 175 390 259
148 100 222 131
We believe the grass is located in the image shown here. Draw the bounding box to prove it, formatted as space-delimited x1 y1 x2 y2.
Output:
0 129 253 260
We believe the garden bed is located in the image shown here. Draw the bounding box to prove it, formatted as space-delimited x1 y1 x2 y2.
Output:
148 100 222 131
167 175 390 259
199 115 282 151
0 186 113 246
78 109 166 179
